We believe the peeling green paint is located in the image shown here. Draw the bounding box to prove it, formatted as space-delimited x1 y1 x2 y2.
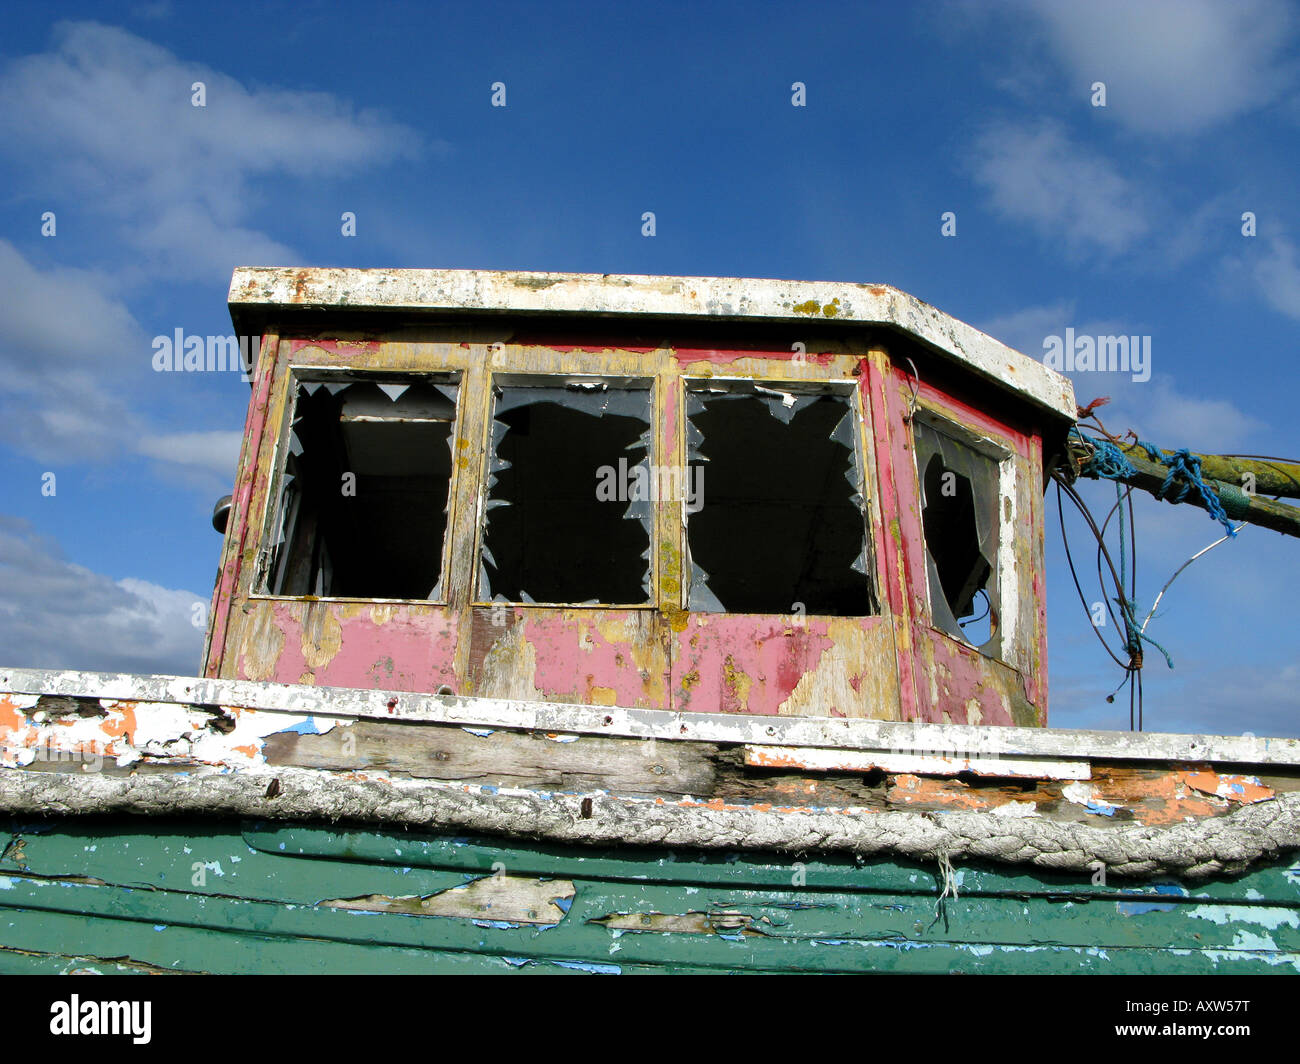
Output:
1 817 1297 974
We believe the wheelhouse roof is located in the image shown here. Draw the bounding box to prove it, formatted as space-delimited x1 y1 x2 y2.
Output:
228 267 1076 422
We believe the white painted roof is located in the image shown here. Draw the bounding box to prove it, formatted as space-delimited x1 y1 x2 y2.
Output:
229 267 1076 421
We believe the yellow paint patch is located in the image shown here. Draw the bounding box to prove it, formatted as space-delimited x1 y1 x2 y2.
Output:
721 655 752 711
240 602 285 681
298 603 344 669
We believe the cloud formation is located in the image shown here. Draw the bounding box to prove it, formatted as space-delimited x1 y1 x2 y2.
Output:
969 121 1149 258
0 515 205 676
0 20 420 282
1021 0 1298 136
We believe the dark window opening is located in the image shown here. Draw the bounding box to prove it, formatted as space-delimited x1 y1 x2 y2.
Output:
914 419 1001 654
685 385 877 616
268 377 457 599
480 383 652 604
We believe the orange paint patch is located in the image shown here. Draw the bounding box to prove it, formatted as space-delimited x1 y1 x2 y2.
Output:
1182 771 1274 805
98 702 137 742
887 773 992 812
1090 769 1227 826
0 694 28 733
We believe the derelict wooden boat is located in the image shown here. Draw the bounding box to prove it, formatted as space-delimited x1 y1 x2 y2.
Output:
1 269 1296 974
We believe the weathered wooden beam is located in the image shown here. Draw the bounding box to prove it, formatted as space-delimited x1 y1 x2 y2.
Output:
1110 441 1300 499
1074 443 1300 538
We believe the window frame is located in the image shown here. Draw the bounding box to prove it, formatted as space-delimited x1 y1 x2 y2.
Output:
469 372 659 609
678 373 879 619
253 364 465 606
910 403 1018 661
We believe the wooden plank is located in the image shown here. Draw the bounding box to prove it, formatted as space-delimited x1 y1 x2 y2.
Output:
262 721 719 798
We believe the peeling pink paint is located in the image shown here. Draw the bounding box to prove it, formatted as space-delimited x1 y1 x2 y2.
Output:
253 603 458 691
285 337 381 358
523 613 668 708
673 616 836 715
205 335 279 677
672 346 834 366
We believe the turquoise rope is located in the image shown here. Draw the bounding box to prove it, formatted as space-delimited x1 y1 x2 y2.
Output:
1135 440 1236 537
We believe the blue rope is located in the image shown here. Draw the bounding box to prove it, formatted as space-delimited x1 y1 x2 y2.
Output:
1075 431 1136 480
1134 440 1236 537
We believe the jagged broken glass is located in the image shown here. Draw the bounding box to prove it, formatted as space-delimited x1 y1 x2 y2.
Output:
478 381 653 604
913 418 1001 656
267 376 459 600
683 382 877 616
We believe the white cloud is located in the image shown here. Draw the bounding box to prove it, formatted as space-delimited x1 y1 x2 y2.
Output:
135 205 300 286
1067 373 1260 453
0 239 248 481
0 240 142 386
978 301 1077 358
982 301 1263 450
969 121 1150 258
0 23 423 471
135 430 242 480
0 20 423 282
1252 237 1300 320
1127 378 1262 452
0 515 205 675
1020 0 1298 136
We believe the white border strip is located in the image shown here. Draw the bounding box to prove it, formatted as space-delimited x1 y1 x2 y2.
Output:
2 667 1297 768
228 267 1076 421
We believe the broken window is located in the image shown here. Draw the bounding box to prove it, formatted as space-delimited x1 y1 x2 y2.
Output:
266 375 458 600
913 418 1001 655
684 382 877 616
479 380 653 604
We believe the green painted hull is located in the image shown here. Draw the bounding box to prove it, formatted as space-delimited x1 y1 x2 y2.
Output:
1 818 1297 974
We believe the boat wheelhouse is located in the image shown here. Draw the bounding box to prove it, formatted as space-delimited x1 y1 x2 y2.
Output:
209 268 1076 726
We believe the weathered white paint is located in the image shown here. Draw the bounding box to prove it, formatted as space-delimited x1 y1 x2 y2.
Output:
227 267 1077 421
742 744 1090 780
3 666 1298 768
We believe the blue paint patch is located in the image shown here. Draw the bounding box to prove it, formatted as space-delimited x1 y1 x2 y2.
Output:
554 961 621 974
503 957 531 967
1117 900 1176 915
279 718 322 735
473 919 520 929
1082 801 1116 817
553 896 573 913
153 925 168 931
462 728 495 738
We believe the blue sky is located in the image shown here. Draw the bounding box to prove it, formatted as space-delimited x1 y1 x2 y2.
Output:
1 1 1297 737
